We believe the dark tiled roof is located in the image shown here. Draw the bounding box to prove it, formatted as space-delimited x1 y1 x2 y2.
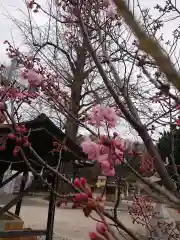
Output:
0 114 95 174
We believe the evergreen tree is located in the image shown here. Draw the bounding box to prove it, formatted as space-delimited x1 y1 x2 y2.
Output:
157 127 180 165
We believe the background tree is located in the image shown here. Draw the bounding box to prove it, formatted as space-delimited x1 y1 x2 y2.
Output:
157 126 180 184
157 128 180 165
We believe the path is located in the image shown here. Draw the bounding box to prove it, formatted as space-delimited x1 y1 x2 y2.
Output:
0 195 143 239
1 195 180 239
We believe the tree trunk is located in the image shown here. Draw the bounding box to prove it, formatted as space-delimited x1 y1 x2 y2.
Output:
59 45 86 194
65 74 83 141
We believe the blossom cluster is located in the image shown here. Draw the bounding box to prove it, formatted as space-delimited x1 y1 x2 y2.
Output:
139 152 155 176
128 195 156 226
4 41 44 89
81 105 124 176
51 141 68 153
0 124 30 155
4 41 70 108
66 177 104 214
129 196 180 239
71 178 111 240
89 222 109 240
8 125 30 156
81 134 124 176
88 105 119 128
21 69 43 87
2 87 37 104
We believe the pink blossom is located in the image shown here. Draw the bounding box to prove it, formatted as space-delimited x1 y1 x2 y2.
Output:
81 138 99 160
114 137 124 150
100 160 110 170
26 70 43 87
80 177 87 185
82 133 124 177
96 222 107 235
102 167 115 176
99 145 109 155
98 135 107 144
74 178 81 187
114 148 123 160
100 160 115 176
98 154 109 163
89 232 97 240
0 145 6 151
7 133 16 140
103 107 118 127
88 105 118 128
114 158 121 164
13 146 20 156
88 105 104 126
176 119 180 127
89 232 105 240
73 193 88 203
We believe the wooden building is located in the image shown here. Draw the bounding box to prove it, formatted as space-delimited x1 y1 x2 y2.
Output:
0 113 95 240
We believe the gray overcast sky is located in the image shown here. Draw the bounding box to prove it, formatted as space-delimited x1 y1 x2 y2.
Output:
0 0 24 63
0 0 47 64
0 0 179 62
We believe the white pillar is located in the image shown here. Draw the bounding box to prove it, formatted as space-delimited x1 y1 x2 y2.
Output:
126 183 129 197
120 192 124 199
137 186 140 195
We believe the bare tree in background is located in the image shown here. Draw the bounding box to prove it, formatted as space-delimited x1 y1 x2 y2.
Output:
3 0 180 239
5 0 180 188
9 2 113 141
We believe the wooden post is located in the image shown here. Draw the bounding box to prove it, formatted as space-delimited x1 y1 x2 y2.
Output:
15 172 28 216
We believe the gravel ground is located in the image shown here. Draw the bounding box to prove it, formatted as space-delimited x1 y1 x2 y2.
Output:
0 195 179 240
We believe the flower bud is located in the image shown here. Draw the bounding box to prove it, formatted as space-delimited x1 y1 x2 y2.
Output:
26 0 34 9
96 223 107 235
73 193 88 203
0 145 5 151
15 126 21 132
13 146 20 156
80 177 87 186
89 232 97 240
73 178 81 187
89 232 105 240
16 138 22 144
21 127 28 133
113 132 118 138
7 133 16 140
